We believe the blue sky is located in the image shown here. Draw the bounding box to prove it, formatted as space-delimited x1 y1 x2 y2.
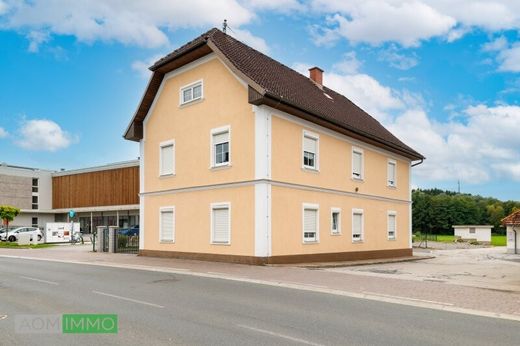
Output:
0 1 519 200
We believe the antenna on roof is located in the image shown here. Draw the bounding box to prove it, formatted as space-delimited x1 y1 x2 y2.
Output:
222 19 228 34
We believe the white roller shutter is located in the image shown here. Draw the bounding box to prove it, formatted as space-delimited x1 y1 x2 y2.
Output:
213 131 229 145
160 144 174 175
388 214 396 239
304 208 317 241
303 136 317 154
212 207 230 243
160 209 174 242
353 151 362 177
387 161 396 186
353 212 363 240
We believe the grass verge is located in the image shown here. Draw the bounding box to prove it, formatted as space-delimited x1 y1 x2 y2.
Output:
0 242 55 249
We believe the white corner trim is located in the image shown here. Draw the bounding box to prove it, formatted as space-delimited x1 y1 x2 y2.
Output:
210 202 231 245
254 105 272 180
408 162 412 248
139 140 145 250
254 183 271 257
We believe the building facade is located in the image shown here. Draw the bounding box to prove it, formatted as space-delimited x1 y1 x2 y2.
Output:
124 28 424 264
0 161 139 232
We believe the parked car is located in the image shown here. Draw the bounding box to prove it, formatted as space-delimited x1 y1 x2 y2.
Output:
0 227 43 242
117 225 139 236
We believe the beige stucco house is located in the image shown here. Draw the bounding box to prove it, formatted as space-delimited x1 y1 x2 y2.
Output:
124 28 424 264
502 210 520 254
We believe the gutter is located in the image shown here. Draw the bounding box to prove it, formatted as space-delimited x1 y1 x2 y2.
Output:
514 227 518 255
412 159 424 167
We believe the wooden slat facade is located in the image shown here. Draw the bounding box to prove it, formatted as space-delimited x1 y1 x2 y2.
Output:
52 166 139 209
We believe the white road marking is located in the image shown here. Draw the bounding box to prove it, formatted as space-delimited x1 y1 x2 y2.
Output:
3 254 520 322
237 324 324 346
92 290 164 308
19 276 59 285
362 291 454 306
0 315 7 320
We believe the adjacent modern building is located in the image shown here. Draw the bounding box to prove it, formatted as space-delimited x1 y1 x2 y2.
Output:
124 28 424 264
453 225 492 242
502 210 520 254
0 161 139 232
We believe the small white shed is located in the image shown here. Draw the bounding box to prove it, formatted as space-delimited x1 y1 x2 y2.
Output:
453 225 492 242
502 211 520 254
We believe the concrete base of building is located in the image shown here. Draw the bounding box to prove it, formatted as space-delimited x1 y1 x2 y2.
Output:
139 248 413 265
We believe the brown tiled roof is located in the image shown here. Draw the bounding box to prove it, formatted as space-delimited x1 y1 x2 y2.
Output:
127 28 423 160
502 210 520 226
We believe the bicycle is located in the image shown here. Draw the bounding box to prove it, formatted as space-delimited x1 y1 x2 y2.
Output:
71 232 84 245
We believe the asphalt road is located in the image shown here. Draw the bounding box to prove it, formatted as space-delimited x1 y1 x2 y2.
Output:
0 258 518 346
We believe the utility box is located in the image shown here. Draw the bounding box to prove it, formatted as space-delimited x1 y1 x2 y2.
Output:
45 222 80 243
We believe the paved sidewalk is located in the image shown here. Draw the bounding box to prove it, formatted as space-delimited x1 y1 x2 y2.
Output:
1 245 519 321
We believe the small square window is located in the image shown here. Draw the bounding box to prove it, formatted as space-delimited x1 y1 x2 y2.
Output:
180 81 203 105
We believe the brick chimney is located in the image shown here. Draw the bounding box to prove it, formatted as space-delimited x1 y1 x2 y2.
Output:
309 66 323 86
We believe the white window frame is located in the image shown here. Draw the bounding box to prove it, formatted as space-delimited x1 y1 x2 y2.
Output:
387 159 397 187
330 208 341 235
210 202 231 245
302 203 319 243
387 211 397 240
179 79 203 105
302 130 319 171
352 208 364 242
352 147 364 180
210 125 231 168
159 139 175 176
159 206 175 243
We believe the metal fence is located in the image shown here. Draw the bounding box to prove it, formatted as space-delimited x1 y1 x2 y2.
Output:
103 228 109 252
115 233 139 254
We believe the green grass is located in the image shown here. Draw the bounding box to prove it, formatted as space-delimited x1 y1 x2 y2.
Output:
0 242 55 249
491 235 506 246
435 235 456 243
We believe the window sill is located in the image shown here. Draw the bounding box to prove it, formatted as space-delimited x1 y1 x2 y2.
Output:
302 166 320 173
159 173 175 178
387 184 397 189
351 177 364 182
179 97 204 108
387 238 396 241
210 163 232 171
159 240 174 244
352 239 364 243
330 232 342 236
303 240 319 244
211 242 231 246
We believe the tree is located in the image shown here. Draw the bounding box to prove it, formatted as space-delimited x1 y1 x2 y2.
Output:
0 205 20 231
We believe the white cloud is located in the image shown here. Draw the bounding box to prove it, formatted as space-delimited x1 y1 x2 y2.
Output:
0 127 7 138
497 44 520 72
482 36 508 52
0 1 8 15
16 119 75 151
378 46 418 70
1 0 254 48
310 0 520 47
389 104 520 184
244 0 306 13
332 51 362 74
131 54 165 78
228 28 269 53
26 30 50 52
310 1 455 47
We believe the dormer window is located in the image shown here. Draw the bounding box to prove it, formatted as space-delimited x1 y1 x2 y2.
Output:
180 80 203 105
